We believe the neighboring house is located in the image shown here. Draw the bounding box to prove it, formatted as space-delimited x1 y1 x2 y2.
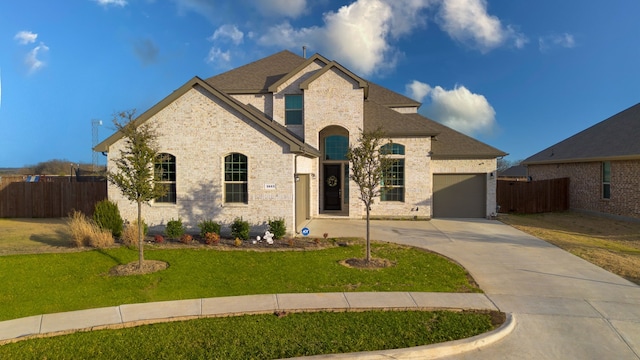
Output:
498 165 529 181
523 103 640 219
95 50 506 234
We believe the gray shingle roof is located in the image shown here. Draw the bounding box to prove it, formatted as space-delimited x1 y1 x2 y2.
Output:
206 50 307 93
523 103 640 164
424 117 508 159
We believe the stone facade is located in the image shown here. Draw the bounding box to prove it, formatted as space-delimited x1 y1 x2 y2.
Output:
528 161 640 219
108 86 297 234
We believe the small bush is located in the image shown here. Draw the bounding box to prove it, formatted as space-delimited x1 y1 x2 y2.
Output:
166 218 185 239
68 211 114 248
234 237 243 247
204 232 220 245
180 234 193 244
268 218 286 240
121 220 148 248
88 229 115 248
93 200 123 238
198 219 221 237
231 217 250 240
154 234 164 243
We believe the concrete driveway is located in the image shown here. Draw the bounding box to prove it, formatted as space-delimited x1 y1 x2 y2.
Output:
304 218 640 359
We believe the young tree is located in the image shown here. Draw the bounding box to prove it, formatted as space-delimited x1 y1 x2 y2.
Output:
346 128 393 262
108 110 166 269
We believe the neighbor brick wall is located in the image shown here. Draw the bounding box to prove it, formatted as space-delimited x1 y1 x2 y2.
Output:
528 161 640 219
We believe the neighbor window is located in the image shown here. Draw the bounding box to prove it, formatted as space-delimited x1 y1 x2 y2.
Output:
225 153 248 203
380 143 405 202
285 94 303 125
155 153 176 203
602 161 611 199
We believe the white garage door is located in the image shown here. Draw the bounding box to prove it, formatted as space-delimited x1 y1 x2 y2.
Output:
433 174 486 218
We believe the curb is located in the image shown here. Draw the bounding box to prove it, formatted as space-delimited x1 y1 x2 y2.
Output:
286 312 516 359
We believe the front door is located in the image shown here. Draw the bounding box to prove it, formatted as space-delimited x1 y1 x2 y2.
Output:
324 164 341 210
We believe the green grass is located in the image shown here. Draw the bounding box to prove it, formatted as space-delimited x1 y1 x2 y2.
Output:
0 242 478 321
0 310 495 359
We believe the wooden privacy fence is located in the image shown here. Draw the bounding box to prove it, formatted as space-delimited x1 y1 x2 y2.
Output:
497 178 569 214
0 177 107 218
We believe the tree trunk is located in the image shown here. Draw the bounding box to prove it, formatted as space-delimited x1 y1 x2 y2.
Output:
137 201 144 269
365 202 371 262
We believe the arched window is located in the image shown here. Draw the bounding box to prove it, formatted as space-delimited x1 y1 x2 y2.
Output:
380 144 405 202
324 135 349 160
155 153 176 203
224 153 248 203
380 143 405 155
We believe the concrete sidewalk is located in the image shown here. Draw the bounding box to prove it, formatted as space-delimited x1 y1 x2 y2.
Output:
303 218 640 359
0 292 513 359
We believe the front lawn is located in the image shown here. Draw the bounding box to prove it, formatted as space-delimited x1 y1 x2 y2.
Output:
0 310 498 359
0 242 479 321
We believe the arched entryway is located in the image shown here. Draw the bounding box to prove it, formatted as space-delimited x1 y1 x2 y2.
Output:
319 126 349 215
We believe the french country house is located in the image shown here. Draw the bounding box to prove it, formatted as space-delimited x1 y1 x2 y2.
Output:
95 50 507 234
523 102 640 220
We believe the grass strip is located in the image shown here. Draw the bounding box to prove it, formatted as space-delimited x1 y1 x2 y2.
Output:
0 242 478 321
0 310 495 359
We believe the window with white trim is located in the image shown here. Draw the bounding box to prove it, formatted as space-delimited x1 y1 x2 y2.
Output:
155 153 176 203
380 143 405 202
225 153 248 203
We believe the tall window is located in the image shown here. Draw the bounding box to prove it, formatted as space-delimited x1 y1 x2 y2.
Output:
155 153 176 203
285 94 303 125
602 161 611 199
380 143 405 202
324 135 348 160
225 153 248 203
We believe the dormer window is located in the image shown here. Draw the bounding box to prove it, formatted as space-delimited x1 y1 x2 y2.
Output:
285 94 303 125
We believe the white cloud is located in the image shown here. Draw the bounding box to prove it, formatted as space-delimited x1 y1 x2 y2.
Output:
26 43 50 74
259 0 434 76
94 0 127 7
14 31 38 45
252 0 308 18
210 25 244 45
172 0 216 21
206 47 231 64
539 33 576 52
407 80 497 136
437 0 527 52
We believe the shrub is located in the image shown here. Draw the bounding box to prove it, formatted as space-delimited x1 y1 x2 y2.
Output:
268 218 286 240
234 237 243 247
180 234 193 244
165 218 185 239
93 200 123 238
198 220 220 237
231 217 250 240
121 220 148 248
68 211 114 248
204 232 220 245
154 234 164 243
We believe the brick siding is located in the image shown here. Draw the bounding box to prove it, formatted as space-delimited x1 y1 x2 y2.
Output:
528 161 640 219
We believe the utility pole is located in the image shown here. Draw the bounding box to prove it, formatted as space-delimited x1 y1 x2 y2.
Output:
92 119 102 172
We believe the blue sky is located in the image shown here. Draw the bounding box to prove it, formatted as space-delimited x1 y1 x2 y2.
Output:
1 0 639 168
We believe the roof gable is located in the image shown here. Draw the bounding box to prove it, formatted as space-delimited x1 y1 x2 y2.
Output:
267 53 331 92
524 103 640 164
94 77 320 157
299 61 368 96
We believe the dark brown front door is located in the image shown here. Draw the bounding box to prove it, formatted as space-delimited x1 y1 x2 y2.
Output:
324 164 341 210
